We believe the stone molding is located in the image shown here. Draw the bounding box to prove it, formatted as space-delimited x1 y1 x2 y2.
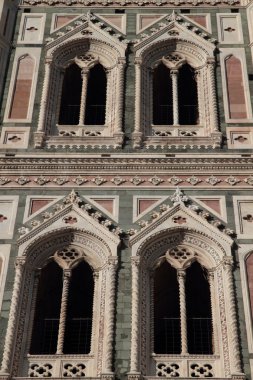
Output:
128 209 242 378
19 0 242 6
35 12 127 149
132 12 220 149
0 193 120 377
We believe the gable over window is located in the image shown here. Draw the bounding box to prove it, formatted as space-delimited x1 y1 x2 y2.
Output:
132 14 221 149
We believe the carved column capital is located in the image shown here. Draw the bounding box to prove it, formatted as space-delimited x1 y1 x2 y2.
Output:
170 68 179 77
134 58 142 66
107 257 118 269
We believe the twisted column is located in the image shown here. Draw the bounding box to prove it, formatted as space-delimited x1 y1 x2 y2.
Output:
25 270 41 353
116 60 125 132
37 58 52 132
130 257 140 373
171 69 179 126
103 257 118 373
177 269 188 354
56 269 71 354
222 257 242 374
79 68 89 126
207 58 218 132
208 270 218 355
1 258 25 374
195 69 202 125
134 59 142 133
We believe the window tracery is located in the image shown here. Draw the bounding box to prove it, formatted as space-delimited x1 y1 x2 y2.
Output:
129 223 243 380
34 14 127 149
132 16 221 149
0 227 119 380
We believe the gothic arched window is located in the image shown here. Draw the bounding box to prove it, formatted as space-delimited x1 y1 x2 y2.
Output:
58 62 107 126
30 254 94 355
58 64 82 126
132 35 221 149
153 258 212 356
152 62 198 126
178 64 198 125
153 63 173 125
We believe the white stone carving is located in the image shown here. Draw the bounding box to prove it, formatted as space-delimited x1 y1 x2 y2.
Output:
132 12 222 149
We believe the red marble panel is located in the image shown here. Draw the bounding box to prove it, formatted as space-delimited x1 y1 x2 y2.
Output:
138 199 159 215
55 15 77 29
199 199 221 214
187 15 207 29
9 56 34 119
30 199 52 215
92 199 114 214
225 56 247 119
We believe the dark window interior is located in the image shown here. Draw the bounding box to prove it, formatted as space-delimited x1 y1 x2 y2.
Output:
85 64 107 125
153 63 173 125
64 261 94 354
58 64 82 125
186 261 213 354
154 261 181 354
178 64 199 125
30 261 62 354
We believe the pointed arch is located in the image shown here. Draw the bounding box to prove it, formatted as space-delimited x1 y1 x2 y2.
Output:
1 227 118 378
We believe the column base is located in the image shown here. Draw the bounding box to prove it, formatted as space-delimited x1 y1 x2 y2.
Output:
34 132 46 148
127 372 142 380
231 373 246 380
101 372 115 380
132 132 143 149
113 132 124 148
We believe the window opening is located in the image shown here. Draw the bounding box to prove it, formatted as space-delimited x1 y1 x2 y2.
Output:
64 261 94 354
85 64 107 125
153 63 173 125
186 262 213 354
58 64 82 125
178 64 198 125
30 262 62 355
154 261 180 354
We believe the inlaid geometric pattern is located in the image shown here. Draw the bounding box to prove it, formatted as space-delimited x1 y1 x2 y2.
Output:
133 196 167 222
136 14 166 33
23 196 63 222
96 14 126 33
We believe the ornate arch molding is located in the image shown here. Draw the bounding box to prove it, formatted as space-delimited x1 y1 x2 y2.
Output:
0 226 118 380
21 227 112 269
136 227 226 269
34 15 127 150
132 15 221 149
239 245 253 356
129 220 244 380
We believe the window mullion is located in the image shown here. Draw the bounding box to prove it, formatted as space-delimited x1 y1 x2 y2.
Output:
56 268 71 355
79 68 89 126
26 270 41 353
177 269 188 354
171 69 179 126
208 270 218 355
